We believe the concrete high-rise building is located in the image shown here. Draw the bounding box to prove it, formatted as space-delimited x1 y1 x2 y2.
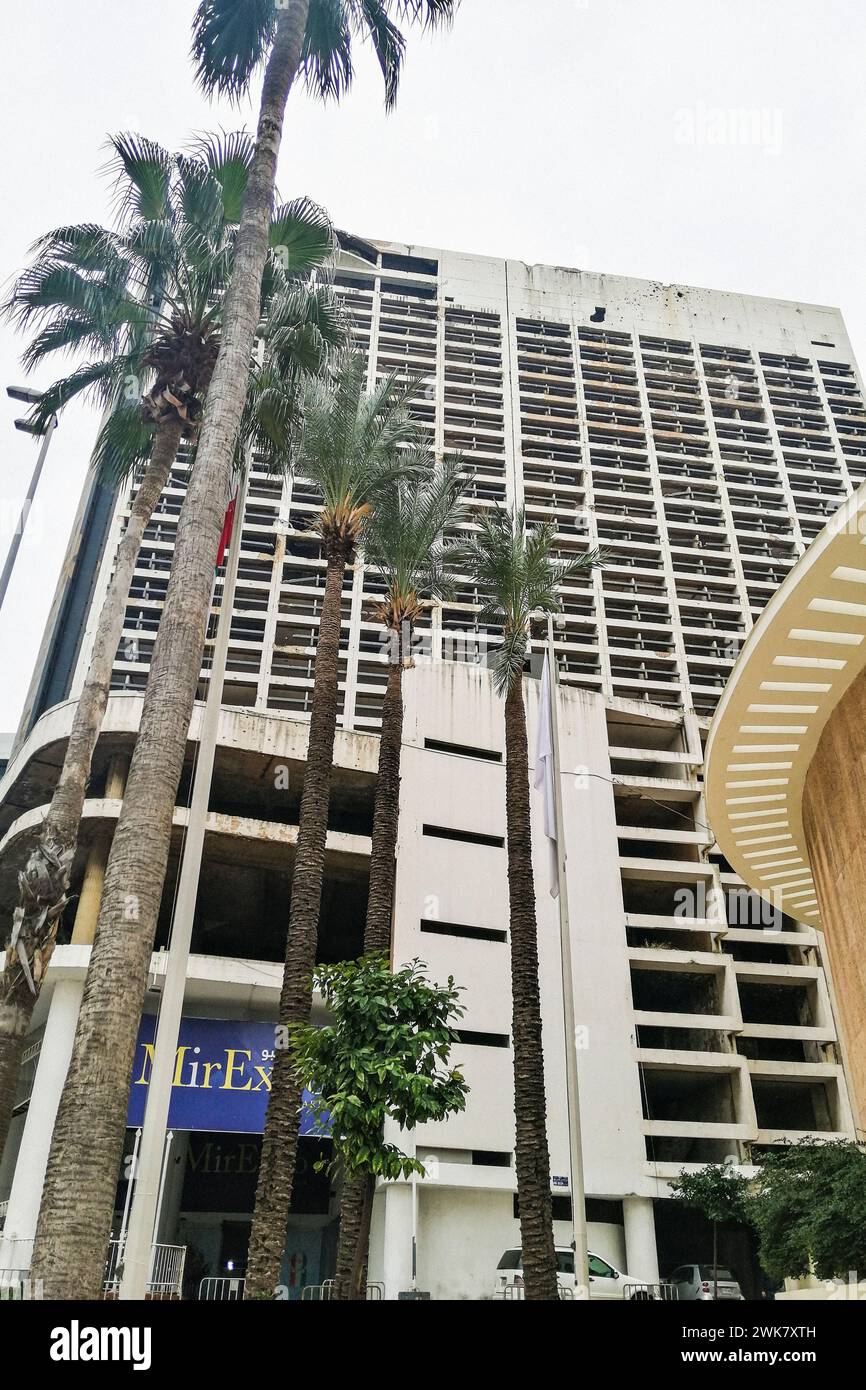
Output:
1 240 863 1298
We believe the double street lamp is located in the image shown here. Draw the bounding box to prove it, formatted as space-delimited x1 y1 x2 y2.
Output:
0 385 60 614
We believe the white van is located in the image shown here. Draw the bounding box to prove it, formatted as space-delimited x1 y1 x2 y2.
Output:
494 1246 657 1300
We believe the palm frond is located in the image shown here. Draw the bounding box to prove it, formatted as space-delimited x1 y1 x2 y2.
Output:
292 351 427 543
191 0 277 100
192 0 456 108
362 451 471 621
174 153 226 238
301 0 355 103
239 361 302 474
104 133 173 224
20 358 135 431
7 124 335 482
194 129 257 224
27 224 129 280
392 0 459 27
459 504 602 696
90 403 155 487
19 315 123 374
268 196 334 274
353 0 406 108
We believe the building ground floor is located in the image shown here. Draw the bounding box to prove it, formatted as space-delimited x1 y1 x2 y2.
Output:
0 672 856 1300
0 967 767 1301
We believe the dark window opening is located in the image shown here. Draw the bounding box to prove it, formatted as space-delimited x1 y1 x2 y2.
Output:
380 279 436 301
423 736 502 763
422 823 504 848
456 1029 510 1048
381 252 439 277
590 307 606 323
420 918 507 943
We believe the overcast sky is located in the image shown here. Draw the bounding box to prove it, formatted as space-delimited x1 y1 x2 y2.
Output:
1 0 865 731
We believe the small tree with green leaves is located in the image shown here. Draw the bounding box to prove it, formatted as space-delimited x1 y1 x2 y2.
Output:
672 1163 753 1298
291 955 469 1294
750 1139 866 1285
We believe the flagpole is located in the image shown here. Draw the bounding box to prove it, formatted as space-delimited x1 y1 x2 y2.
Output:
545 613 590 1299
118 450 250 1300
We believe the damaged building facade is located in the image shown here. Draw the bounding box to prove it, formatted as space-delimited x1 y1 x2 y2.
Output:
0 242 862 1298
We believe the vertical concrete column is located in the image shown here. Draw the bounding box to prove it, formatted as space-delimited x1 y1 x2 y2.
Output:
154 1131 190 1246
381 1182 414 1300
70 840 109 945
623 1196 659 1284
0 979 83 1270
71 753 128 946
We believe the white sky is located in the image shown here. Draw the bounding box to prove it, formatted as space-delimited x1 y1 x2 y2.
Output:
1 0 865 730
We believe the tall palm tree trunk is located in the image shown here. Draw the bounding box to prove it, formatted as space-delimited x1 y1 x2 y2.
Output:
30 4 310 1301
333 646 404 1300
245 540 348 1299
0 419 182 1163
363 649 403 957
504 674 559 1301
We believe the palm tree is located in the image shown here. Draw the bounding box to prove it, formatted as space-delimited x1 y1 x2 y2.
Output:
331 453 470 1299
0 133 338 1163
22 200 341 1310
244 352 426 1297
30 0 459 1301
460 507 598 1301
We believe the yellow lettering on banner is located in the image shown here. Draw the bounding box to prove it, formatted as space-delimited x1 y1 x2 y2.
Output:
173 1045 192 1085
222 1049 253 1091
133 1043 155 1085
201 1061 223 1089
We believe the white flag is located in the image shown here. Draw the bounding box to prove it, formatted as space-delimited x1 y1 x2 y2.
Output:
533 651 559 898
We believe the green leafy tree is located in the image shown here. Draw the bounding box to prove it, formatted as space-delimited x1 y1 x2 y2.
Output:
750 1139 866 1284
290 954 468 1298
0 131 338 1168
460 507 599 1300
672 1163 753 1298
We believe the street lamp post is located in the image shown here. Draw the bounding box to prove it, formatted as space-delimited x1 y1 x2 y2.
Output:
118 453 250 1300
540 612 591 1298
0 387 59 614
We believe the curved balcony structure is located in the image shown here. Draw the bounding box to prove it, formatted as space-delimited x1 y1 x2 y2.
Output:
706 488 866 1121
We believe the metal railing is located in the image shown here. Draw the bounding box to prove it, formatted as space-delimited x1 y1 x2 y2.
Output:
103 1241 186 1299
494 1279 679 1302
199 1276 246 1301
300 1279 385 1302
301 1280 335 1301
0 1270 41 1300
624 1281 679 1301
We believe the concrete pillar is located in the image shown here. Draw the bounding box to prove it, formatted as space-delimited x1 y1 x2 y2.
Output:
154 1131 189 1246
71 754 128 946
71 838 109 944
381 1182 414 1300
623 1196 659 1284
0 978 82 1271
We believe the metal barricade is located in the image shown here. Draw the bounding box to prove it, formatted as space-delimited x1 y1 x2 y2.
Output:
103 1240 186 1298
199 1276 246 1301
624 1281 679 1301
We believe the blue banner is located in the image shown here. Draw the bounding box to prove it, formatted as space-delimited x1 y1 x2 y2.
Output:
126 1015 329 1137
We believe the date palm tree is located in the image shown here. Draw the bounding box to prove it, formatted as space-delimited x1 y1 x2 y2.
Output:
0 133 338 1164
460 506 598 1301
331 452 470 1298
245 351 426 1297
